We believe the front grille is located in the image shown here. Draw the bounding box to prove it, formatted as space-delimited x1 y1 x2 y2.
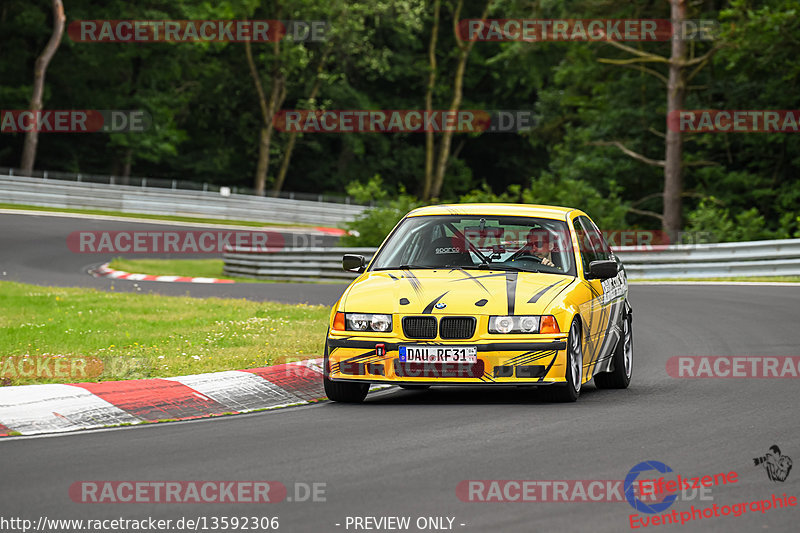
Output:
439 317 476 339
402 316 437 339
394 360 485 378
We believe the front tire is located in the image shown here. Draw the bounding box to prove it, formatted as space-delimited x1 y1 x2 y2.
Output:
594 306 632 389
323 334 369 403
540 318 582 403
324 375 369 403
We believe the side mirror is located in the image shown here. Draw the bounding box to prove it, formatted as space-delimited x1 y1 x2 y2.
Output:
587 260 618 280
343 254 366 273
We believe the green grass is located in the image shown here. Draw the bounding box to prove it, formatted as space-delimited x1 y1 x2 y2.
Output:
0 202 318 229
109 258 237 280
631 276 800 283
106 258 347 284
0 281 330 386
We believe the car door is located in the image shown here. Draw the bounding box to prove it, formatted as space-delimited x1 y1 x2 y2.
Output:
572 215 614 375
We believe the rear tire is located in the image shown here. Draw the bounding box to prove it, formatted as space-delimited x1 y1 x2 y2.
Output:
540 318 582 403
324 375 369 403
594 306 632 389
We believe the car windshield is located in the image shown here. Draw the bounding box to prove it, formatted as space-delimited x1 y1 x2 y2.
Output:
370 215 576 276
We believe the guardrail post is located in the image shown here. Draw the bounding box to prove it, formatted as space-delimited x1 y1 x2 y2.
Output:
142 178 147 188
76 173 81 182
172 179 177 190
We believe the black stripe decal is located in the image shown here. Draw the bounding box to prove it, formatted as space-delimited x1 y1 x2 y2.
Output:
537 354 560 382
460 272 508 280
528 281 563 304
402 269 423 296
505 272 518 315
422 292 449 314
449 269 491 293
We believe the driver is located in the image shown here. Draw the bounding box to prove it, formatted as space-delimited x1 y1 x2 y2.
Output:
512 228 555 267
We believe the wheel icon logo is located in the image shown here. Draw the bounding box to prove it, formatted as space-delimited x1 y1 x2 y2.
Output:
624 460 677 514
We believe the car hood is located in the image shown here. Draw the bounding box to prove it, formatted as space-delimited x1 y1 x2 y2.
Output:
340 268 575 315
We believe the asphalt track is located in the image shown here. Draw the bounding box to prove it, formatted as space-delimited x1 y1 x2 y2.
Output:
0 212 347 304
2 212 799 532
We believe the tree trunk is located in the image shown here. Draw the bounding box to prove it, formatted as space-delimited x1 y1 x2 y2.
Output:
663 0 687 239
20 0 65 173
122 147 133 180
245 35 285 196
272 46 331 197
430 0 491 199
421 0 441 201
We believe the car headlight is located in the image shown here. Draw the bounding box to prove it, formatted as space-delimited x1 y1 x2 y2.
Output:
345 313 392 332
489 315 550 334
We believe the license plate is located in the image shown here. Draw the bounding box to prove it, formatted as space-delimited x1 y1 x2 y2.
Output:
398 345 478 364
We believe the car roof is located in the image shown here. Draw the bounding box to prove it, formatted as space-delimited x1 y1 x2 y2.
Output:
406 203 582 221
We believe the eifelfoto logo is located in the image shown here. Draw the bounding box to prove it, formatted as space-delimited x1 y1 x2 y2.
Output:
753 445 793 482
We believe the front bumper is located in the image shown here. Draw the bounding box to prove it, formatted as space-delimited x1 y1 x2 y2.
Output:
325 336 569 385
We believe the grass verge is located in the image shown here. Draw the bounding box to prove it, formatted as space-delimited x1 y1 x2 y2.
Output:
108 258 239 281
0 202 318 229
0 281 329 386
106 258 349 284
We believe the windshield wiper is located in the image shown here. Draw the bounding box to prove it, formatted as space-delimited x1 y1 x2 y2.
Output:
373 265 419 271
460 264 527 272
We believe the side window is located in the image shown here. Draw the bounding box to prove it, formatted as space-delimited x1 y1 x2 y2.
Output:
574 216 609 276
586 218 612 261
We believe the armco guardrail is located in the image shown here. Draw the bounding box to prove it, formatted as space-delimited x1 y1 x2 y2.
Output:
223 247 376 282
615 238 800 279
0 174 367 226
223 239 800 282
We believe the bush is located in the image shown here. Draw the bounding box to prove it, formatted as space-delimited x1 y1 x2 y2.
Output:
340 176 423 247
521 173 629 229
684 198 780 242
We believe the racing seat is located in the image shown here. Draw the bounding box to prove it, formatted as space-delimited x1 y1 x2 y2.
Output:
423 237 474 268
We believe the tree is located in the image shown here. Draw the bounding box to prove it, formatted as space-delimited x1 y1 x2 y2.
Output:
428 0 492 200
593 0 721 238
20 0 65 173
245 33 286 196
421 0 441 200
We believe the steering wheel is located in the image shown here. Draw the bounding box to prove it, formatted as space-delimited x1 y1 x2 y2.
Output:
513 253 544 263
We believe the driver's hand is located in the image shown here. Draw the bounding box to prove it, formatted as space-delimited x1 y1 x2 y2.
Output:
540 257 554 267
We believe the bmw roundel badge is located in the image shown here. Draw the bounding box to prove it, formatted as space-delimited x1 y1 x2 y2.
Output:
435 302 447 309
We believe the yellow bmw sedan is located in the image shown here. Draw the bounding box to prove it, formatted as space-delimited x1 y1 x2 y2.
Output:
323 204 633 403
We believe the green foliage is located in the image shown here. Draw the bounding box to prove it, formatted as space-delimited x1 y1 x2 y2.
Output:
522 173 628 229
340 175 423 247
0 0 798 240
684 199 781 243
458 184 522 204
